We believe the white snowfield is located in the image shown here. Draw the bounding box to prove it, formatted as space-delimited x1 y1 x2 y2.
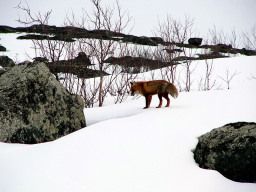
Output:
0 56 256 192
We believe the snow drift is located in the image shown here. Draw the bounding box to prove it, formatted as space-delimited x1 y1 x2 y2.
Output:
0 56 256 192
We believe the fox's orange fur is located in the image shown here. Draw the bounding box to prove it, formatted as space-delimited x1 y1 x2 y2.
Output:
130 80 178 109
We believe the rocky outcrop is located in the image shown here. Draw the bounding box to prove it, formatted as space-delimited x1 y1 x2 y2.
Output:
44 52 108 79
103 56 179 73
0 24 165 46
0 56 15 68
0 62 86 144
193 122 256 183
188 38 202 46
0 45 7 52
239 48 256 56
17 34 75 42
1 23 256 69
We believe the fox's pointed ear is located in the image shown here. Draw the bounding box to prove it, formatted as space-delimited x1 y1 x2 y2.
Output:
130 81 137 86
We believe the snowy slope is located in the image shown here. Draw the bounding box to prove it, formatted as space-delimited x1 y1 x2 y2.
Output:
0 56 256 192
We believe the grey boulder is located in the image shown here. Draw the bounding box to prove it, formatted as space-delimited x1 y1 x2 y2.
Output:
193 122 256 183
0 62 86 144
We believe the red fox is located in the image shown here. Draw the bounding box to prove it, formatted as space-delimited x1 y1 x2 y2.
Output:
130 80 178 109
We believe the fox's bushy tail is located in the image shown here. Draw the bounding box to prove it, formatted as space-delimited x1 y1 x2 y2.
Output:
167 83 178 99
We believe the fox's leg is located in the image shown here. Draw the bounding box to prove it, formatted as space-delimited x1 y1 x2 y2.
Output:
163 93 170 107
156 94 163 108
148 95 152 107
144 95 152 109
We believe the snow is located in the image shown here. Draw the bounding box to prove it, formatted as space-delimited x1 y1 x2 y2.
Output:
0 33 35 63
0 55 256 192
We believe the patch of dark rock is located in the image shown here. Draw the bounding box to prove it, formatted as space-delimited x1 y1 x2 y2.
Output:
74 52 91 64
121 35 160 46
239 48 256 56
0 56 15 68
163 48 183 54
150 37 165 44
17 34 49 40
197 52 229 60
103 56 179 73
188 38 203 46
33 57 49 63
213 44 233 54
224 122 256 129
0 45 7 52
15 24 58 34
176 43 199 49
193 122 256 183
48 63 108 78
0 25 17 33
44 52 107 78
17 34 75 42
2 24 256 58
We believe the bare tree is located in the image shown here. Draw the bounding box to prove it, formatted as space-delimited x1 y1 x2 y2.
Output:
198 59 217 91
63 0 134 107
17 0 134 107
16 1 52 25
229 27 240 49
207 26 243 53
154 15 184 83
219 68 239 89
16 2 68 80
208 25 228 45
242 24 256 50
198 42 217 91
178 16 197 92
182 59 196 92
78 0 132 106
154 15 197 91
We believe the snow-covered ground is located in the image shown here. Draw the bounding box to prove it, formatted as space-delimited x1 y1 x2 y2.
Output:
0 33 33 63
0 55 256 192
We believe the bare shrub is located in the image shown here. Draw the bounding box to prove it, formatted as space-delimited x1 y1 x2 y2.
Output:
242 24 256 50
154 15 197 91
17 0 135 107
16 2 69 80
64 0 134 107
219 68 239 90
198 43 217 91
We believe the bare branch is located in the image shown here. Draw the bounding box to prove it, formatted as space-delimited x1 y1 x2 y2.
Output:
16 1 52 25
